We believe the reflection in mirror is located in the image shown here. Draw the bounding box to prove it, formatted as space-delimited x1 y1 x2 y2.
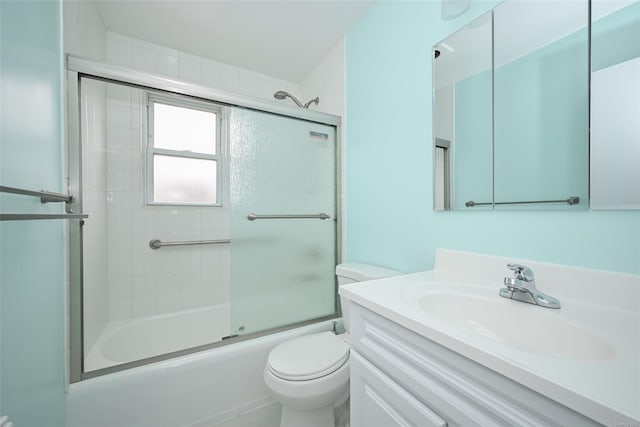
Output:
591 0 640 210
433 13 492 210
493 0 589 211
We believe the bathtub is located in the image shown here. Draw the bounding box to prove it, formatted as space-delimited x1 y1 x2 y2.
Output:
85 304 231 372
67 319 338 427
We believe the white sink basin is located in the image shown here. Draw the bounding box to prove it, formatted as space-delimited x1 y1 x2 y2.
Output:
340 250 640 425
418 291 615 360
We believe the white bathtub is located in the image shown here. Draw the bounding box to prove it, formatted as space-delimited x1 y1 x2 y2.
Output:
67 319 337 427
85 304 231 372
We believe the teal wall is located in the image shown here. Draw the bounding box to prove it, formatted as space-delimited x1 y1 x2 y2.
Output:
0 1 66 425
345 1 640 275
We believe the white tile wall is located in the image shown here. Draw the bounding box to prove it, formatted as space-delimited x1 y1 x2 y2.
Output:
105 32 302 103
105 32 132 68
81 79 109 353
63 0 106 61
103 83 232 321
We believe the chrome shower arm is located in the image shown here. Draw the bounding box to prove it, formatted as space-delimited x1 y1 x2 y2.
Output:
303 97 319 108
273 91 319 109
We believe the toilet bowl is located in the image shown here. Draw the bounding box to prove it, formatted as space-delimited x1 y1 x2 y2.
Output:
264 263 402 427
264 332 350 427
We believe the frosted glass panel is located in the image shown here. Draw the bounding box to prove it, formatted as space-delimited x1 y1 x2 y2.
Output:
230 109 337 335
153 155 217 203
153 103 217 154
1 1 66 423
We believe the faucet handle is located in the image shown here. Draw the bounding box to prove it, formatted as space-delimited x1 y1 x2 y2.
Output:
507 264 534 282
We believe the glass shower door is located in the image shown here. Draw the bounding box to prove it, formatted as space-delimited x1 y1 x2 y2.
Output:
229 108 337 336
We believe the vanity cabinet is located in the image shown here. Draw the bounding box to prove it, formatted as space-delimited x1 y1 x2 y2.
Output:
349 303 601 427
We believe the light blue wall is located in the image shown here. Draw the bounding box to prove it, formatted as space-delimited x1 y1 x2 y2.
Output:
345 1 640 275
0 1 66 425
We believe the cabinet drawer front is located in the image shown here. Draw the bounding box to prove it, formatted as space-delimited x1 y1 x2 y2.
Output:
351 350 447 427
350 303 601 427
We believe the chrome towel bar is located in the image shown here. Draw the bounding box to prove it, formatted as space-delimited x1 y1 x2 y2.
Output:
1 213 88 221
1 185 87 221
247 213 331 221
465 196 580 208
149 238 231 249
0 185 74 204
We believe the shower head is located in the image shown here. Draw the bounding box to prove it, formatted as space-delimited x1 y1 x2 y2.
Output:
273 90 290 100
273 91 319 109
273 90 304 107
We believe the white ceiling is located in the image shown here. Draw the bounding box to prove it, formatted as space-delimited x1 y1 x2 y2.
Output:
95 0 373 83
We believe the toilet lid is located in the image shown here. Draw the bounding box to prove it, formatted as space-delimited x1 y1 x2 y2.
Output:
267 331 350 381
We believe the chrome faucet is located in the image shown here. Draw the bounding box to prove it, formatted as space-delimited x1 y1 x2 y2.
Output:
499 264 561 309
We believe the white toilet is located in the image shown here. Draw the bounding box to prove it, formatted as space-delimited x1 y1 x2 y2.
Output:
264 263 402 427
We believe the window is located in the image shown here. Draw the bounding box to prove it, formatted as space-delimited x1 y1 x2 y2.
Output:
146 94 223 206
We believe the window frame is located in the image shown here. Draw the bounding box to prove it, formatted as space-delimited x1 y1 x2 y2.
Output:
145 92 224 207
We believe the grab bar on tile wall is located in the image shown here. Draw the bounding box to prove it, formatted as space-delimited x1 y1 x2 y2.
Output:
149 239 231 249
465 196 580 207
247 213 331 221
0 185 87 221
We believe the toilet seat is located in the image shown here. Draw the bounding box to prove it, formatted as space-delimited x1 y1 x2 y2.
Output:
267 332 350 381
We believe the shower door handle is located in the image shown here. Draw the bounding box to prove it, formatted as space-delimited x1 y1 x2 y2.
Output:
149 239 231 249
247 213 331 221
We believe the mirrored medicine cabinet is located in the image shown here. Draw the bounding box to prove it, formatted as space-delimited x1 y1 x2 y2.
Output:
433 0 640 211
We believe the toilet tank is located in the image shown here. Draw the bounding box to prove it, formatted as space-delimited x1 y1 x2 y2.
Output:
336 263 402 332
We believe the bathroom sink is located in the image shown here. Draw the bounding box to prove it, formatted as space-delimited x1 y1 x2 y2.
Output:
341 251 640 425
417 291 615 360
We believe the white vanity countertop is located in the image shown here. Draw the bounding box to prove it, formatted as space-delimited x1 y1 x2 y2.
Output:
340 250 640 426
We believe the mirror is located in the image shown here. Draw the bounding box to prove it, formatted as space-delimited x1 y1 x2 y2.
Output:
590 0 640 209
434 0 590 211
493 0 589 211
433 12 492 211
